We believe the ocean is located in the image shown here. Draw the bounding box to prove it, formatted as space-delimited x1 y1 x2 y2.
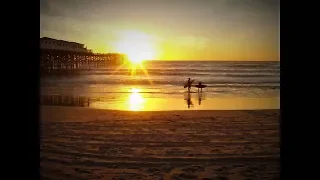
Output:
40 61 280 111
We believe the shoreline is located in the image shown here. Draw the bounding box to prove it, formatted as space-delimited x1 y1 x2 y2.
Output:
41 106 280 122
40 94 280 112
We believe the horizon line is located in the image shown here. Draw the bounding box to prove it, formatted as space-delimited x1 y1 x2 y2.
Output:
142 60 280 62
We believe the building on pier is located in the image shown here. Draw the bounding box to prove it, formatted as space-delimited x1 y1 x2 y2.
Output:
40 37 92 53
39 37 128 75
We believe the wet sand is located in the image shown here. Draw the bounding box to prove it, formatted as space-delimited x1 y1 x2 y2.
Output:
40 106 280 180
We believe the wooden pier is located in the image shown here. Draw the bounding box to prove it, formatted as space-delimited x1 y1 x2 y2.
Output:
40 49 128 75
41 95 90 107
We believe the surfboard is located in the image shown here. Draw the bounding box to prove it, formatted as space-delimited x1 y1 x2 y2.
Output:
184 79 194 88
195 84 207 88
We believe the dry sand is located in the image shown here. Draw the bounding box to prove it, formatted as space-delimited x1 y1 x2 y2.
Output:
40 106 280 180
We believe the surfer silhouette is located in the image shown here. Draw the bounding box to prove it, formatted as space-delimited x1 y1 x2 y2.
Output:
198 82 202 92
195 81 207 92
184 78 194 92
187 78 191 91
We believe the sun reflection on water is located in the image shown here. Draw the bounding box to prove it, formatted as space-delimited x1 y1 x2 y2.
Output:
128 88 145 111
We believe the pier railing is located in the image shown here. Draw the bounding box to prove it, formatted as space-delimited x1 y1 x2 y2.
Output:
41 95 90 107
40 49 128 75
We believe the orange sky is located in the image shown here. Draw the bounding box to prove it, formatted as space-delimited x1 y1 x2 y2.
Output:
40 0 279 61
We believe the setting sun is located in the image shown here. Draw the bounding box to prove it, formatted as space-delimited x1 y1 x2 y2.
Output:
113 30 157 64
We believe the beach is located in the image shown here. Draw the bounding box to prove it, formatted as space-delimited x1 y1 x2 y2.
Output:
40 106 280 180
40 0 280 178
40 60 280 179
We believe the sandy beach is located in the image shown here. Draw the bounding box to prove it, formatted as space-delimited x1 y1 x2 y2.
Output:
40 106 280 180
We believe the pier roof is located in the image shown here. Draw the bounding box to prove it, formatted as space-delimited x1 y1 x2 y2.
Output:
40 37 84 46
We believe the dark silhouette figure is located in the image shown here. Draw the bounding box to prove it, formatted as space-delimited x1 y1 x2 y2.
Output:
187 78 192 91
195 81 207 93
196 81 207 105
198 82 203 93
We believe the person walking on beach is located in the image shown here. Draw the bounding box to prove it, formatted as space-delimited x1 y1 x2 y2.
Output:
198 82 203 93
187 78 192 91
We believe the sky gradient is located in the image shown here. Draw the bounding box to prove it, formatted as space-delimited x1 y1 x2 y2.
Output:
40 0 279 61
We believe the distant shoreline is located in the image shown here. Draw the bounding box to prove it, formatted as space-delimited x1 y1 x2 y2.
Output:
142 60 280 63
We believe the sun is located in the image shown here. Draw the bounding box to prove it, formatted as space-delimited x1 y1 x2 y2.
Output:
113 30 157 64
128 50 153 64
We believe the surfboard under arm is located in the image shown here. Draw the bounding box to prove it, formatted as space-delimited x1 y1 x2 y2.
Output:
194 84 207 88
184 80 195 88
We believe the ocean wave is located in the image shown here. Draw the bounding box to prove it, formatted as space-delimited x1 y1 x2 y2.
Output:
87 67 279 73
41 79 279 88
41 61 279 97
75 70 279 78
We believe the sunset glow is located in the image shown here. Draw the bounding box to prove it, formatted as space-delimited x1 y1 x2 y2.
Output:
113 30 157 63
41 0 279 61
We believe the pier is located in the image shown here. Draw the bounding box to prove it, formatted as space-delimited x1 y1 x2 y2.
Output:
41 95 90 107
40 37 128 75
40 49 127 75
